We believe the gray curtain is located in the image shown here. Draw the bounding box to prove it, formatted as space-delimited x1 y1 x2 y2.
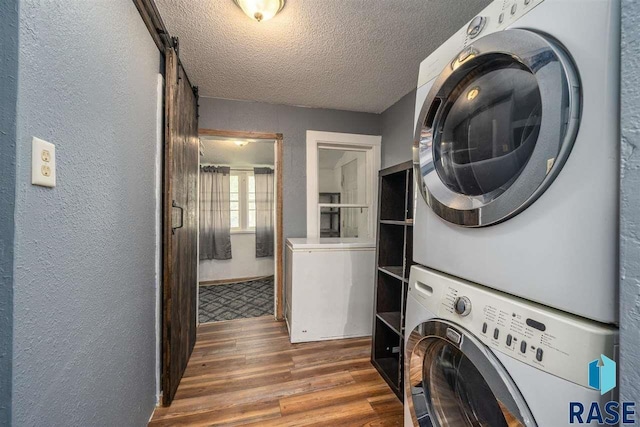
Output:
200 166 232 260
254 167 274 258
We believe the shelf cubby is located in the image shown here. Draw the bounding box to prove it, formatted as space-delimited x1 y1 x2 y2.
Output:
372 317 402 390
378 223 405 268
376 272 402 314
377 312 402 336
379 170 408 221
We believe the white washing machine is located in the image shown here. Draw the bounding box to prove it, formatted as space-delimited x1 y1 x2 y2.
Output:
404 266 618 426
412 0 621 324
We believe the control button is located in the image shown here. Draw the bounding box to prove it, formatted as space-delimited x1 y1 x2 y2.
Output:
520 341 527 354
536 348 544 362
467 16 486 39
526 318 546 332
498 12 504 24
511 3 518 15
506 334 512 346
454 296 472 317
482 322 488 334
493 328 499 340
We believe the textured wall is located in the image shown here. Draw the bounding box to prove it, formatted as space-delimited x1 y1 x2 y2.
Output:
198 97 380 239
380 90 416 169
0 0 19 423
620 0 640 404
12 0 160 425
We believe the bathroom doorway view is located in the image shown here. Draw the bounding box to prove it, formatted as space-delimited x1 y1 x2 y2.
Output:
198 134 277 323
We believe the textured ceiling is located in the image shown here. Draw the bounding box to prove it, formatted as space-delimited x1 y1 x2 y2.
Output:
156 0 491 113
200 137 275 166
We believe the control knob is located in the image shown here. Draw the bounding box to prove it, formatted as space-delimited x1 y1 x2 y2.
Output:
467 16 486 39
454 296 472 317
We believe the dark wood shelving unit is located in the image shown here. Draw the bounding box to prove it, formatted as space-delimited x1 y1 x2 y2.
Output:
371 160 414 400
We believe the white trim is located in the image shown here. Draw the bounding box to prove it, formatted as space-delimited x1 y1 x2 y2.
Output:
318 203 369 208
306 130 381 239
272 142 279 320
154 73 163 404
230 229 256 235
230 170 256 232
196 156 200 328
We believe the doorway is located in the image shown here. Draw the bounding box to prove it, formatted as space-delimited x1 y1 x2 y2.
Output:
198 129 284 323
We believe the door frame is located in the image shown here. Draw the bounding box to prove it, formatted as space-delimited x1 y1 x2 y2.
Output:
198 128 285 320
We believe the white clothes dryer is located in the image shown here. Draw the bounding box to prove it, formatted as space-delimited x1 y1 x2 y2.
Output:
412 0 621 324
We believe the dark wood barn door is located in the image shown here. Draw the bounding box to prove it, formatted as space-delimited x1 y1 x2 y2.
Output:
162 46 199 406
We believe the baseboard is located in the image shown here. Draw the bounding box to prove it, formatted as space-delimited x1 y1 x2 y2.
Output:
199 275 273 286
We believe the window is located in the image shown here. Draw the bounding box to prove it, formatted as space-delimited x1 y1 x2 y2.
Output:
306 131 381 239
230 174 240 229
230 171 256 232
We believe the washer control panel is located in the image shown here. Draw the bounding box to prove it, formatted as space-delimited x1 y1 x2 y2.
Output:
418 0 545 88
443 286 554 365
409 266 618 389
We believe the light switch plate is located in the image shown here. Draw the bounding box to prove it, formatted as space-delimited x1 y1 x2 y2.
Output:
31 137 56 187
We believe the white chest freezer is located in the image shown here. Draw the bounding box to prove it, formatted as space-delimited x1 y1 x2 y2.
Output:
285 238 376 343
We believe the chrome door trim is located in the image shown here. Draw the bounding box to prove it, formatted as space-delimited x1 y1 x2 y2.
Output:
413 29 581 227
405 319 536 427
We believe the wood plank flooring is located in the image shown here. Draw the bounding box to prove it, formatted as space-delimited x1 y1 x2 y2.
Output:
149 316 403 426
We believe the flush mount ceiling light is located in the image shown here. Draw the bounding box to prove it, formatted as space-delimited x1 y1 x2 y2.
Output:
234 140 250 147
232 0 286 22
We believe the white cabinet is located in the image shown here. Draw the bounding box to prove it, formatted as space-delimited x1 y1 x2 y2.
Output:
285 238 376 343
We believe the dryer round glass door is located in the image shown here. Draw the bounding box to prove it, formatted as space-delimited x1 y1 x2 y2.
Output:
413 29 580 227
405 319 536 427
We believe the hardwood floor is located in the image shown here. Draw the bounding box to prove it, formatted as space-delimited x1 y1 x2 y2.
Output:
149 316 403 426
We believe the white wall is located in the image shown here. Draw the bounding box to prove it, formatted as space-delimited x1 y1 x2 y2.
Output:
199 233 274 282
319 167 340 193
329 151 370 238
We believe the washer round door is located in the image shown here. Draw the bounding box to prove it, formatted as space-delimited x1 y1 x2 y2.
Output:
413 29 580 227
405 319 536 427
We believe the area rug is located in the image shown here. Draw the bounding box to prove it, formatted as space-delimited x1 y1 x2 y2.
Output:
199 276 274 323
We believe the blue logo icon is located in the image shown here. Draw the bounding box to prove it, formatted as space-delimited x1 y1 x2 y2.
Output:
588 354 616 395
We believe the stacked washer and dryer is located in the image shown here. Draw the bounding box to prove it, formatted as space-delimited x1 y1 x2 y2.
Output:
404 0 621 426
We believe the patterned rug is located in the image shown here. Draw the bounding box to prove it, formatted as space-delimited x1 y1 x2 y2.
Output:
199 276 274 323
